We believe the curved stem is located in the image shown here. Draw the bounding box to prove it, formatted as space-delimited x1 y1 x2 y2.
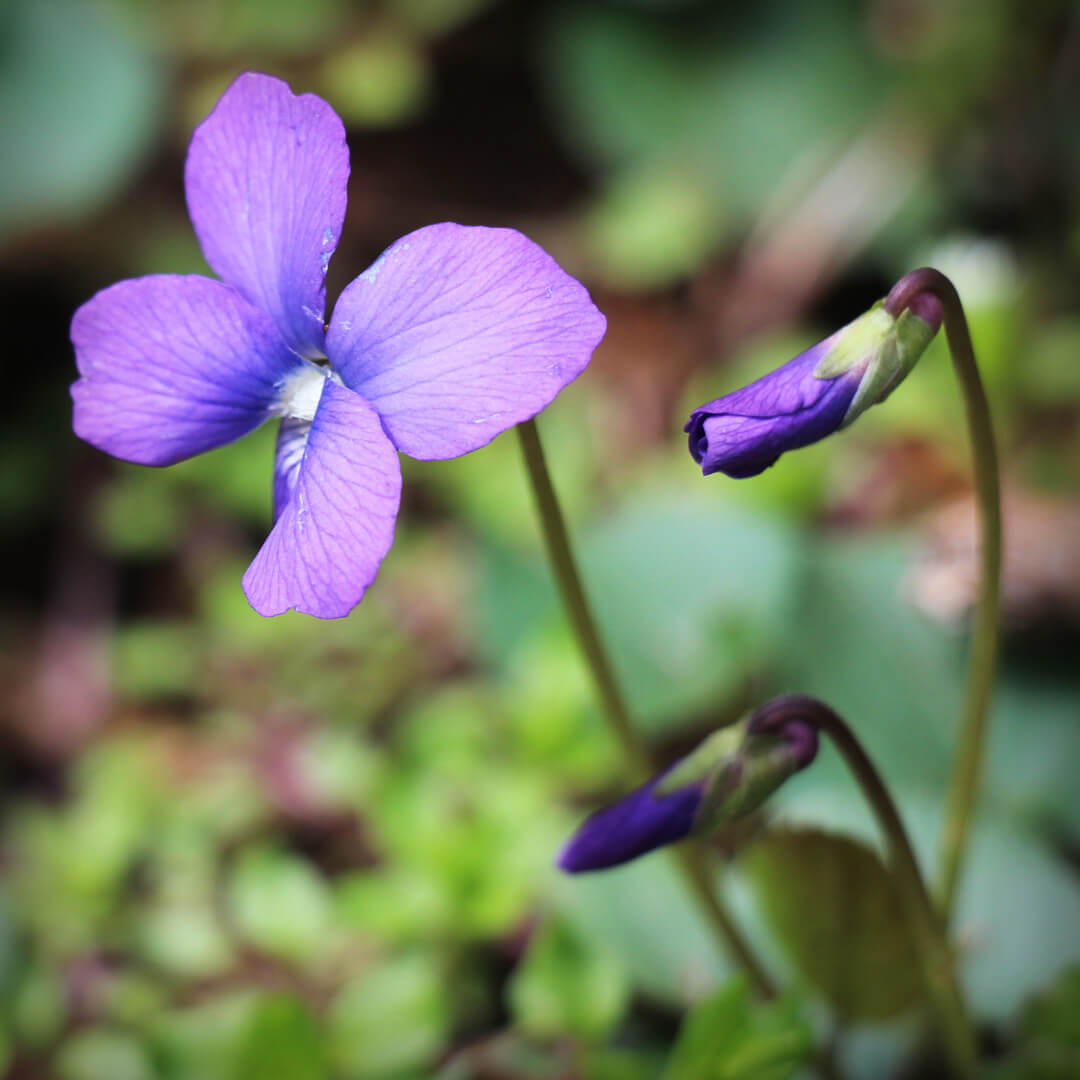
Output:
517 418 777 1000
885 269 1003 923
752 697 977 1077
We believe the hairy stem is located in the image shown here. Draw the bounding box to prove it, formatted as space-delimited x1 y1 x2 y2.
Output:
517 418 777 1000
885 269 1003 923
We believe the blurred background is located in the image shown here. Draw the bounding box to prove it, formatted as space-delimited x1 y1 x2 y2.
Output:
1 0 1079 1077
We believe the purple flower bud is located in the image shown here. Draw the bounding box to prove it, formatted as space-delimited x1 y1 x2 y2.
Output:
557 767 705 874
558 715 820 874
686 300 942 478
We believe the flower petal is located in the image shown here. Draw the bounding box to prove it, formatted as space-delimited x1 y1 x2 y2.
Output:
185 72 349 358
326 223 606 459
558 770 704 874
684 335 859 478
71 275 302 466
243 380 402 618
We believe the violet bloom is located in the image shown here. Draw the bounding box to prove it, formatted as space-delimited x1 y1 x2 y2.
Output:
559 716 818 873
71 73 606 617
686 297 941 479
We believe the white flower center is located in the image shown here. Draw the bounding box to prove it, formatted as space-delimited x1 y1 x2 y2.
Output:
278 363 341 422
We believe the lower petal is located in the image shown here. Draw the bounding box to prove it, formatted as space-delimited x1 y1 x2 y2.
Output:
243 381 402 618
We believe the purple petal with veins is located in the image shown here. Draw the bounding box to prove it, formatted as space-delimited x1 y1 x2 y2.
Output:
185 72 348 359
326 223 606 460
243 381 401 618
71 274 302 466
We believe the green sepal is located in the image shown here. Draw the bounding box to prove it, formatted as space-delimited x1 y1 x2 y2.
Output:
654 719 804 835
813 300 939 429
694 735 801 833
813 303 894 380
654 722 747 796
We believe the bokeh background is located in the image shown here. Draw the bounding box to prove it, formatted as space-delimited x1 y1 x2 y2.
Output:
2 0 1079 1077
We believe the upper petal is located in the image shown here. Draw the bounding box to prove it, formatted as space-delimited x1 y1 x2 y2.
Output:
71 274 303 466
242 380 402 618
326 223 607 460
185 72 349 359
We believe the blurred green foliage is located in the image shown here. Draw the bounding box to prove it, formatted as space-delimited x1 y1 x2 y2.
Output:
2 0 1079 1077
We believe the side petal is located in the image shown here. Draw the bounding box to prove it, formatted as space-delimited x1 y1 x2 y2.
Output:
71 275 302 466
185 72 349 359
243 381 402 618
326 223 606 459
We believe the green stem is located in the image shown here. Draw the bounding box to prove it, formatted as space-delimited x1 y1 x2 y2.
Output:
751 697 978 1077
884 269 1003 923
516 418 777 1000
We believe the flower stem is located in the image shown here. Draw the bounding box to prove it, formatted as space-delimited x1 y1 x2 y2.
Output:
751 697 978 1077
884 269 1002 924
516 417 777 1000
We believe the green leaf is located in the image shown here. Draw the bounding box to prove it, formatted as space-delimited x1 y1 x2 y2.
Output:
663 977 813 1080
1018 966 1080 1048
543 1 891 227
742 827 925 1021
56 1028 154 1080
984 968 1080 1079
508 914 630 1041
584 161 723 289
0 0 162 236
11 962 66 1048
229 994 328 1080
151 991 261 1080
775 537 957 796
580 496 800 732
328 952 451 1077
111 621 200 699
557 854 732 1006
226 846 332 966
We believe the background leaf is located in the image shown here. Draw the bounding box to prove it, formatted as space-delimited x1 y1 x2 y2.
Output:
742 827 925 1021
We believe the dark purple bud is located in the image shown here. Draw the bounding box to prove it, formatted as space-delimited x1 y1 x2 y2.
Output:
557 714 821 874
685 333 858 478
686 301 941 479
557 766 705 874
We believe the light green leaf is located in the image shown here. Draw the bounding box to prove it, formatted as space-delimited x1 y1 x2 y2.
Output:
226 846 332 966
328 953 451 1077
508 914 630 1041
558 854 732 1005
0 0 162 235
56 1029 154 1080
663 977 813 1080
229 994 328 1080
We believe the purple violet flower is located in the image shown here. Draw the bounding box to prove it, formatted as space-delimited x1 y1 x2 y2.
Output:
71 73 606 618
686 297 942 479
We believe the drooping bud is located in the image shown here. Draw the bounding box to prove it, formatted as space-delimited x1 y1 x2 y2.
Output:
685 295 942 479
557 713 818 874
